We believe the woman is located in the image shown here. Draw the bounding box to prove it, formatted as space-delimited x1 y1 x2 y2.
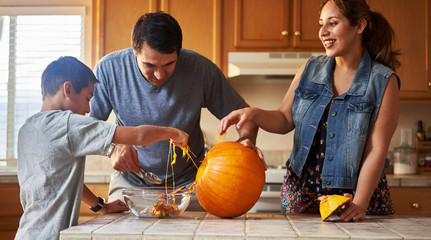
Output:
219 0 400 222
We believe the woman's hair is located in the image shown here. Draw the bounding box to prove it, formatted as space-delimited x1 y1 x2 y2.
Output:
131 11 182 55
41 56 98 100
320 0 401 70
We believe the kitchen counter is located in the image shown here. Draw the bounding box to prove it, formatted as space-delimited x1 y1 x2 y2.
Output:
0 170 112 184
60 211 431 240
1 169 431 187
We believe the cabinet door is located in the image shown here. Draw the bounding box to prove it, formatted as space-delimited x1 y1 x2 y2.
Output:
292 0 324 49
102 0 155 55
233 0 290 48
390 187 431 216
368 0 431 100
161 0 222 65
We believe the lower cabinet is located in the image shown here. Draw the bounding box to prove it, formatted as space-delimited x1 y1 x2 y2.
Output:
0 184 22 240
0 183 110 240
390 187 431 216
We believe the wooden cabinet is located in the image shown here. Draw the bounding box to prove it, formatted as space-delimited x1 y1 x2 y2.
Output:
221 0 324 73
231 0 323 50
95 0 156 61
95 0 431 100
391 187 431 216
368 0 431 101
95 0 222 66
0 184 22 240
0 182 110 240
160 0 223 66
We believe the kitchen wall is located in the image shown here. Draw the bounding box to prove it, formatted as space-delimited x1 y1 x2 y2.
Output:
85 76 431 172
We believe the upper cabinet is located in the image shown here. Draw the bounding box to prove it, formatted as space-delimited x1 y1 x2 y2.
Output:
95 0 222 67
231 0 324 50
368 0 431 101
94 0 431 101
160 0 223 66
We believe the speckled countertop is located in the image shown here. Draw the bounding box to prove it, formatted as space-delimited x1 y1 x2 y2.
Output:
60 211 431 240
1 170 431 187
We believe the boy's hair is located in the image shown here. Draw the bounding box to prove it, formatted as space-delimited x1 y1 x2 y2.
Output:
41 56 98 100
131 11 182 55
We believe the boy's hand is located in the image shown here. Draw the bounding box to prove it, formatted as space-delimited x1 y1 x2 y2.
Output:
99 200 128 214
110 144 141 173
171 130 189 148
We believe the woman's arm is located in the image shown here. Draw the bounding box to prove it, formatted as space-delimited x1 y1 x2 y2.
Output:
340 74 400 222
219 62 305 135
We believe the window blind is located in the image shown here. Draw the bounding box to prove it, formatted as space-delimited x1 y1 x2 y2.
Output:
0 14 83 166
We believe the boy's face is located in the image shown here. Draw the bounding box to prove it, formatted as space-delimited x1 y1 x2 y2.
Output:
66 82 95 115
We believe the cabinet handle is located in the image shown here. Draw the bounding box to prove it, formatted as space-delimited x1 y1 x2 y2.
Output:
412 202 419 209
281 30 288 36
428 82 431 87
294 31 301 36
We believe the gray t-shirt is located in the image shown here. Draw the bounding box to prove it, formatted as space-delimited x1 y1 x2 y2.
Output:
90 48 245 186
15 110 116 240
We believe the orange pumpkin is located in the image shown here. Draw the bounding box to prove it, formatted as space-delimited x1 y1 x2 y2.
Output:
194 141 265 218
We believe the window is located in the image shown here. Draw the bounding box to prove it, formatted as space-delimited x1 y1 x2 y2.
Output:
0 5 92 167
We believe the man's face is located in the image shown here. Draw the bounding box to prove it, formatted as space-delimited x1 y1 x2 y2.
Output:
135 43 178 87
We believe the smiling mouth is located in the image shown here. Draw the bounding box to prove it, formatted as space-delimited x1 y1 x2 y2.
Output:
323 39 336 47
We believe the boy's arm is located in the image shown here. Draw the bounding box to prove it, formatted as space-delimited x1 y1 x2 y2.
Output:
82 184 128 214
112 125 188 147
108 125 189 173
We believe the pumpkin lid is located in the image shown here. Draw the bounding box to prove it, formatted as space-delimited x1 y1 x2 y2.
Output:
317 195 351 221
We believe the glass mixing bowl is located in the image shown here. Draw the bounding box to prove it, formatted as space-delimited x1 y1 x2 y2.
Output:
122 187 192 218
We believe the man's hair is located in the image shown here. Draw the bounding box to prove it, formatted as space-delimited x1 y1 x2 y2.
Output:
41 56 98 100
131 11 182 55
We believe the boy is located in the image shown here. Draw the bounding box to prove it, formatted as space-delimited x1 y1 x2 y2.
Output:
15 56 188 240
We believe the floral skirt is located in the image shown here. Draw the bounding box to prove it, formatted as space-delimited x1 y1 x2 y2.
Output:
281 110 394 215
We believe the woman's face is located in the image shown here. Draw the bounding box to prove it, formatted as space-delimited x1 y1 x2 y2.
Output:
319 1 361 57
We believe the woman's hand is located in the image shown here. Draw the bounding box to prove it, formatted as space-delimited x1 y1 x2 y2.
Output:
99 200 129 214
339 193 367 222
109 144 140 173
219 107 257 135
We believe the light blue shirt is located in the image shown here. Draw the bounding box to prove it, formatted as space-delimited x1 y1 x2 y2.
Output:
15 111 116 240
289 50 399 189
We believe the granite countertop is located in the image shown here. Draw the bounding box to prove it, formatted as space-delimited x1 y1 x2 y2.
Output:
60 211 431 240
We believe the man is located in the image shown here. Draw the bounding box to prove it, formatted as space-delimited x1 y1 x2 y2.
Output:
90 12 260 209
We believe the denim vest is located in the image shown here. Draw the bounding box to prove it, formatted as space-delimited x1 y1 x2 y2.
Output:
289 50 399 189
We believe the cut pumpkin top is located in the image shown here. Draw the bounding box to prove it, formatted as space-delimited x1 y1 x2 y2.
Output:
317 195 351 221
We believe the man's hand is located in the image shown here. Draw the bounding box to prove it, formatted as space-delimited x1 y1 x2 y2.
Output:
237 138 267 170
109 144 140 173
99 199 129 214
